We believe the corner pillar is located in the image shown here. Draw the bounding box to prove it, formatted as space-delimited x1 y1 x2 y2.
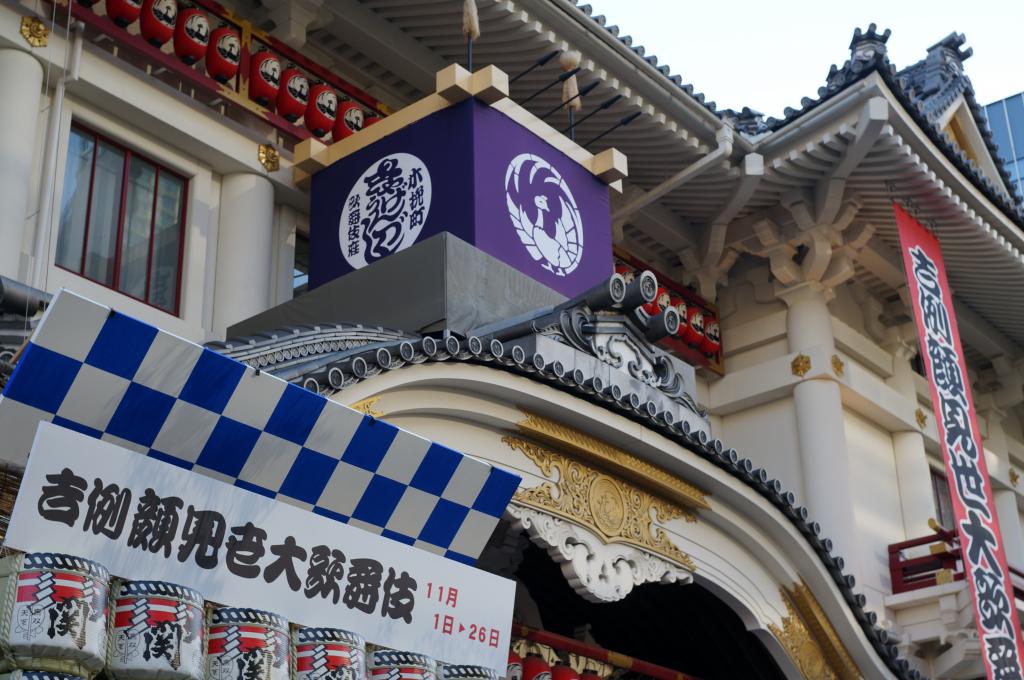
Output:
885 339 936 539
213 173 274 336
778 281 860 569
0 49 43 279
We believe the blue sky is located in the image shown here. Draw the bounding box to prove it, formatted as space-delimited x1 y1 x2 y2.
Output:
589 0 1024 117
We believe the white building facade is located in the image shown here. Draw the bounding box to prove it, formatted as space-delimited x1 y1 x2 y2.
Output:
1 2 1024 679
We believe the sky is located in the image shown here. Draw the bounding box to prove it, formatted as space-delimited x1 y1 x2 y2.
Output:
589 0 1024 118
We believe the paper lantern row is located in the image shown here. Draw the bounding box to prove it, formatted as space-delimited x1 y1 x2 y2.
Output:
75 0 380 141
0 552 495 680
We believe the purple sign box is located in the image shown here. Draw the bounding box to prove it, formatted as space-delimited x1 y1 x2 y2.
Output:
309 98 612 297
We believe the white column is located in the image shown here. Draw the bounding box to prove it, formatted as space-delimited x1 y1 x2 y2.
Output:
213 173 274 336
995 490 1024 569
780 282 859 566
0 49 43 279
272 204 298 305
886 344 936 539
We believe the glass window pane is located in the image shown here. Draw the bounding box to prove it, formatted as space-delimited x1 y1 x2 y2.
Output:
55 129 96 271
985 102 1014 169
83 142 125 286
1006 95 1024 161
148 173 184 312
117 157 157 299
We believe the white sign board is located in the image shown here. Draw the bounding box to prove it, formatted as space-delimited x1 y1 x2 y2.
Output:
8 423 515 671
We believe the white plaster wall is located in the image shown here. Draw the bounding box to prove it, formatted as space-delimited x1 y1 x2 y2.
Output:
719 397 804 503
845 409 905 615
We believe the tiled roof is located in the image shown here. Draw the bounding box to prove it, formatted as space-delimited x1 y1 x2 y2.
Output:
764 24 1024 225
571 2 720 114
216 271 926 680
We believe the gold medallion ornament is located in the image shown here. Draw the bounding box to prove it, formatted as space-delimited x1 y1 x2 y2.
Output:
915 408 927 429
1011 469 1020 488
768 580 861 680
588 476 626 536
791 353 811 378
20 17 48 48
258 143 280 171
831 354 845 377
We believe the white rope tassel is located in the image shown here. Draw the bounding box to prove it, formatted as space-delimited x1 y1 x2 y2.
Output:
560 50 582 112
462 0 480 40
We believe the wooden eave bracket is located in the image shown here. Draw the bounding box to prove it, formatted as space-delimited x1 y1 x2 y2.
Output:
293 65 628 190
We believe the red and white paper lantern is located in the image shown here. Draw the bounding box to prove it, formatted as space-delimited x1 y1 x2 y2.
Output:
551 665 578 680
333 101 364 140
174 5 209 66
293 627 364 680
206 24 241 83
106 0 143 28
248 51 280 107
368 649 436 680
206 608 289 680
700 317 721 356
363 114 382 128
277 66 309 123
681 306 705 347
107 581 205 680
0 553 109 675
305 81 338 138
139 0 176 47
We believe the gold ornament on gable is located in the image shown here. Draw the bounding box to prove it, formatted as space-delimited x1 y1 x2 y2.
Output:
504 435 697 571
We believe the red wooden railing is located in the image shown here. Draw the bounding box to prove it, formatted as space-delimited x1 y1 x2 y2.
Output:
48 0 387 151
890 525 1024 602
888 525 964 594
512 623 703 680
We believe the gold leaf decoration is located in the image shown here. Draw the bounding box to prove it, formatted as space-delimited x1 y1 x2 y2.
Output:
915 408 927 429
782 577 864 680
258 143 280 172
517 411 709 511
505 436 696 570
791 353 811 378
1011 469 1020 488
20 17 48 48
768 599 837 680
831 354 845 377
349 396 384 418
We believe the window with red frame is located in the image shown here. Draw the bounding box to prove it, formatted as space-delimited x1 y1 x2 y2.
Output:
55 124 188 314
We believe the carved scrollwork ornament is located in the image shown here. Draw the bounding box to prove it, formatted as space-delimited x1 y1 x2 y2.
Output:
506 503 692 603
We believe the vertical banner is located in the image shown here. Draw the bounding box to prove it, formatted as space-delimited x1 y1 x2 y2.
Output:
895 202 1024 679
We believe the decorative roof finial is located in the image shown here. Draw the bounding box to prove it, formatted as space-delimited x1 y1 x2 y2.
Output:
849 23 891 62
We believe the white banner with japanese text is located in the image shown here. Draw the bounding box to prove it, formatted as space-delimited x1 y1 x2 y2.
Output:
896 202 1024 680
7 422 515 671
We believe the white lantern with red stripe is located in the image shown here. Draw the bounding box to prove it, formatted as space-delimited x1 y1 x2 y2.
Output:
0 553 109 675
206 608 289 680
107 581 205 680
293 627 364 680
368 649 436 680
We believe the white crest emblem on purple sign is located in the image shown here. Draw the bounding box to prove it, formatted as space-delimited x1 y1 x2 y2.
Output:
338 153 432 269
504 153 583 277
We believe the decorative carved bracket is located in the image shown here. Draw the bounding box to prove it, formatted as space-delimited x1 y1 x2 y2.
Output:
506 504 693 603
504 433 698 602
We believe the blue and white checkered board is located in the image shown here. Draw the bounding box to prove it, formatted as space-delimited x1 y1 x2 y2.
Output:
0 290 520 564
